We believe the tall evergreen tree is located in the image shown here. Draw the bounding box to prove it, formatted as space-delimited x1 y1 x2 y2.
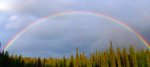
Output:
116 47 121 67
146 49 150 67
69 55 74 67
63 57 66 67
129 46 138 67
37 58 42 67
101 52 108 67
109 41 116 67
123 48 130 67
75 48 79 67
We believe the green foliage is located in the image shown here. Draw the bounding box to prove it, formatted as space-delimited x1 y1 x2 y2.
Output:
0 42 149 67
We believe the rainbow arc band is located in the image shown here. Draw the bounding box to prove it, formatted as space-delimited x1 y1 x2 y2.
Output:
3 11 150 51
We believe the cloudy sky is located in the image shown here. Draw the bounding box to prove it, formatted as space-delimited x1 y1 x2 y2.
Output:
0 0 150 58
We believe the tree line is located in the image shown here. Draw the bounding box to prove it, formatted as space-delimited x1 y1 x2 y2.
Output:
0 42 149 67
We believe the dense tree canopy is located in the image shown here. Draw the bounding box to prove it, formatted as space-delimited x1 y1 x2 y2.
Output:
0 43 149 67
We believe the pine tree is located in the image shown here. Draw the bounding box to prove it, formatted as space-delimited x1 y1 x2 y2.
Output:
101 52 108 67
69 55 74 67
80 52 86 67
122 48 130 67
63 57 66 67
116 47 121 67
75 48 79 67
146 49 150 67
94 49 100 67
129 46 138 67
37 58 42 67
109 41 116 67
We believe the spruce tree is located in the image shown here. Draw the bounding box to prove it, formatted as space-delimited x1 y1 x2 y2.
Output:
75 48 79 67
116 47 121 67
129 46 138 67
69 55 74 67
109 41 116 67
123 48 130 67
37 58 42 67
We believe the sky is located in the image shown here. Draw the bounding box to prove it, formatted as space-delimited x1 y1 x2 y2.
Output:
0 0 150 58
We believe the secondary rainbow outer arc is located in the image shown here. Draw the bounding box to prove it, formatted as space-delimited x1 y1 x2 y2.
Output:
3 11 150 51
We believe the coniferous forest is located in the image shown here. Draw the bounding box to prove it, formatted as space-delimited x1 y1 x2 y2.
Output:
0 42 149 67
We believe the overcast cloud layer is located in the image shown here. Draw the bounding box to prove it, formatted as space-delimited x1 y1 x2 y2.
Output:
0 0 150 57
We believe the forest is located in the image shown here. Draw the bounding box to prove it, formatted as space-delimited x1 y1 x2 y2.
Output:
0 42 149 67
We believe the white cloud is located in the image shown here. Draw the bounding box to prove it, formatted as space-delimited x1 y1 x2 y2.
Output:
4 15 36 31
9 15 18 20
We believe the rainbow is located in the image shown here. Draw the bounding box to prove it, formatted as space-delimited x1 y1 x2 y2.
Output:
3 11 150 51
